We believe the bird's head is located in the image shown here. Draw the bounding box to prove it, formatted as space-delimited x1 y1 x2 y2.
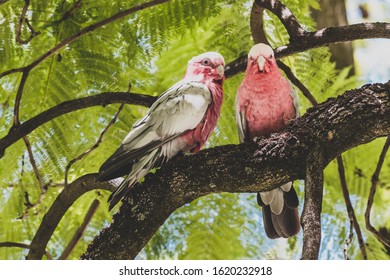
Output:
185 52 225 84
247 43 277 74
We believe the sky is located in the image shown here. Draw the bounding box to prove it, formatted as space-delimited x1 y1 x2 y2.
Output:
347 0 390 83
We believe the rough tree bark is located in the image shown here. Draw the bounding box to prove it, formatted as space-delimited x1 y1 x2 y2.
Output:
78 82 390 260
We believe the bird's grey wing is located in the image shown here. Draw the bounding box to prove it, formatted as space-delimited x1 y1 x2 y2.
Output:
99 81 211 181
235 89 248 143
289 83 300 118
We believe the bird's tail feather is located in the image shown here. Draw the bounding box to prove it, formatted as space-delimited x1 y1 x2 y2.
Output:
257 182 300 238
107 149 161 211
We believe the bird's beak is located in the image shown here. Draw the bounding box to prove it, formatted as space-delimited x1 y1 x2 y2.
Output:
257 55 266 72
216 64 224 78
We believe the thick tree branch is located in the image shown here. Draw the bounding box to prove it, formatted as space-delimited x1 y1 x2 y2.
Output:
80 82 390 259
0 92 156 158
276 22 390 58
254 0 305 39
250 2 268 45
26 174 118 260
225 22 390 77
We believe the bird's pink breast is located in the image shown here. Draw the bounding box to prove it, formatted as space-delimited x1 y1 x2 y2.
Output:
238 73 295 138
182 81 223 153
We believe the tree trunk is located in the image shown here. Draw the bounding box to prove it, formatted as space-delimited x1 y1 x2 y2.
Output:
311 0 355 74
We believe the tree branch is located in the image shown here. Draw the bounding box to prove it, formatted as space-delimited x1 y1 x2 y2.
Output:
250 2 268 45
26 174 119 260
80 81 390 259
15 0 40 45
0 92 156 158
59 199 100 260
254 0 305 39
23 136 46 193
13 70 29 127
336 156 367 259
365 136 390 248
0 242 52 259
58 0 82 22
225 21 390 77
64 104 124 186
276 22 390 58
301 145 324 260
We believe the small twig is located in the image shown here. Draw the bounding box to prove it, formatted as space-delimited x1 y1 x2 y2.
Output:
344 219 354 260
6 182 65 188
0 0 10 5
15 0 40 45
59 199 100 260
365 136 390 248
19 153 25 183
0 242 52 259
13 70 29 127
58 0 82 22
337 156 367 259
23 136 46 193
64 103 124 186
277 62 318 106
19 192 46 220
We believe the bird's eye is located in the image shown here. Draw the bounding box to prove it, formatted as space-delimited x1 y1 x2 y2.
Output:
201 58 211 66
269 54 273 59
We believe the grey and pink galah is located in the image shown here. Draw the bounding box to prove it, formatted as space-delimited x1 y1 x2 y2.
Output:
99 52 225 210
236 43 300 238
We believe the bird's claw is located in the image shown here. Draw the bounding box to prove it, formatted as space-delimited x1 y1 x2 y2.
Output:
254 133 298 162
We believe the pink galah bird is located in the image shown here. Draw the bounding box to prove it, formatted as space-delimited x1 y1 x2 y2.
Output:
99 52 225 210
236 43 300 238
